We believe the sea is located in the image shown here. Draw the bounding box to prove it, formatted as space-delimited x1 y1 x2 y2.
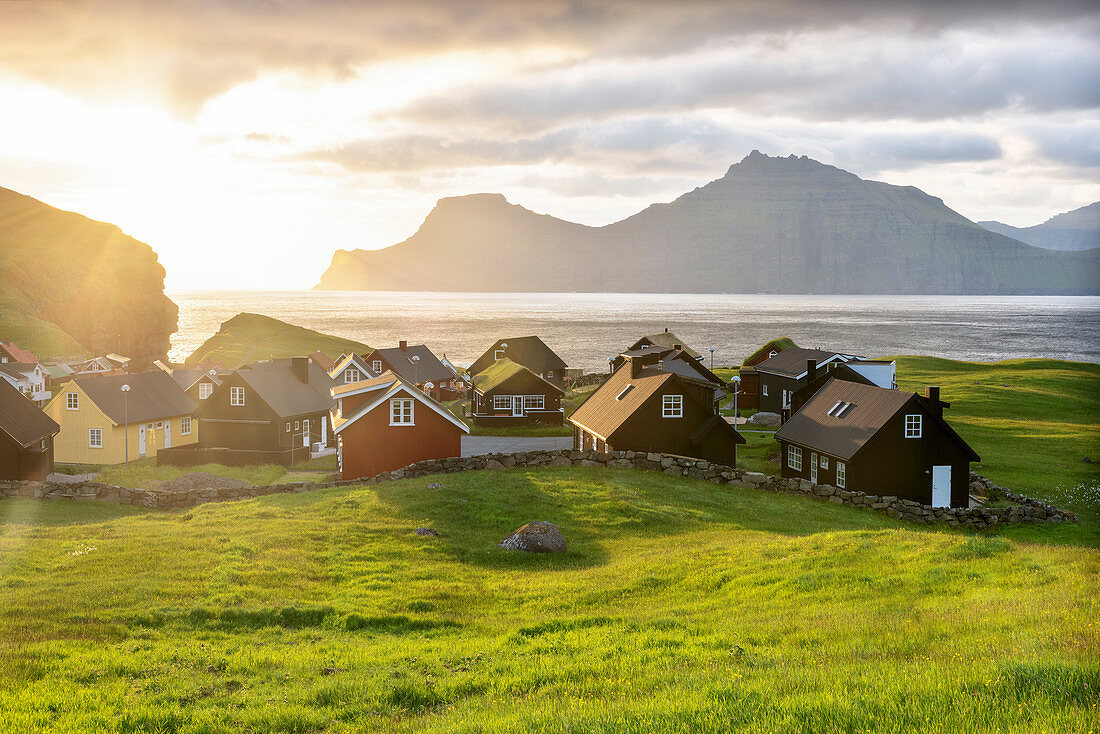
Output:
167 291 1100 370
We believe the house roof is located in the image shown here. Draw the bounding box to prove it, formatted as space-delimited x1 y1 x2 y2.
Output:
74 371 198 425
774 378 979 462
0 362 42 380
755 347 856 378
168 369 222 391
367 345 454 384
1 342 38 363
329 353 377 381
332 370 469 435
470 336 567 375
45 363 75 380
472 358 563 396
0 378 59 447
631 330 701 360
309 350 336 371
237 359 335 418
743 337 797 367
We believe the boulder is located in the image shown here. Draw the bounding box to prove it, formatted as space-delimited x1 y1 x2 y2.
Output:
748 412 781 427
414 527 440 537
497 521 566 553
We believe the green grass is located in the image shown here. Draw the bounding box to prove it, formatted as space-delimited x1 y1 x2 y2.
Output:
184 312 369 369
0 466 1096 732
93 459 334 489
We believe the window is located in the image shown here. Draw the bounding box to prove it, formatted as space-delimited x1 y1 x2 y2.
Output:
88 428 102 448
390 398 414 425
768 350 777 358
494 349 505 360
230 386 245 406
616 385 634 401
181 417 192 435
286 422 291 432
198 382 214 400
546 371 554 379
344 368 360 383
66 392 79 410
820 455 828 469
662 394 683 418
523 395 545 410
787 445 802 471
493 395 511 410
762 385 768 396
294 420 300 431
372 360 382 373
905 414 922 438
836 461 846 488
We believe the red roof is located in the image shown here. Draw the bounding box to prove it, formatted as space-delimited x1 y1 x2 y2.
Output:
1 342 38 364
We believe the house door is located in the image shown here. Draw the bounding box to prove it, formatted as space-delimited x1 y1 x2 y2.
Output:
321 415 327 445
138 425 146 457
932 466 952 508
512 396 525 417
782 389 792 409
303 420 311 448
810 452 818 483
164 421 171 449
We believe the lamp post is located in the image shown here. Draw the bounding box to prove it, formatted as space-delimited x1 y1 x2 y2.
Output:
411 354 420 388
730 375 741 468
121 384 131 465
710 347 715 370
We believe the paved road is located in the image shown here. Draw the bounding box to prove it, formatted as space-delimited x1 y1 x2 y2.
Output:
461 436 572 457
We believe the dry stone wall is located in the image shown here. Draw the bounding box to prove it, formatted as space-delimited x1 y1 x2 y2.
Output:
0 450 1077 528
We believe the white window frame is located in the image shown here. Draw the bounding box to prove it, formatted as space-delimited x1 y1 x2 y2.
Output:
181 417 192 435
390 398 414 426
344 368 360 383
787 445 802 472
67 392 79 410
372 360 382 373
523 394 545 410
494 349 505 360
546 370 554 379
198 382 214 400
662 394 683 418
230 386 245 406
905 414 922 438
761 385 768 397
836 461 846 488
88 428 102 448
286 422 291 432
493 395 511 410
294 420 300 431
820 455 828 469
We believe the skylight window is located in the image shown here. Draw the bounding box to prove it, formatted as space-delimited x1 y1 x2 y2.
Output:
616 385 634 400
837 402 856 418
827 401 843 416
828 401 856 418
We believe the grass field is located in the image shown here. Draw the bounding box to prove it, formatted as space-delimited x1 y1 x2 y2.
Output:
92 457 336 489
0 466 1096 733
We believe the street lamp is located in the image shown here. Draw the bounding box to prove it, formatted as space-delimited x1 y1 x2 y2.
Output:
120 384 131 465
730 375 741 469
410 354 420 388
710 347 715 370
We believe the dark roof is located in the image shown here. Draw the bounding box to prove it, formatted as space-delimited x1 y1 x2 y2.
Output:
237 359 335 417
791 363 877 413
755 347 854 378
472 358 563 395
774 378 979 461
0 378 59 447
470 336 567 376
368 345 454 384
0 362 41 380
168 369 221 391
75 371 198 425
630 330 701 360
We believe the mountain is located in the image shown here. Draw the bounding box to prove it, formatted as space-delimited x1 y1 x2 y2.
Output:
185 313 371 369
979 202 1100 251
0 186 177 366
317 152 1099 295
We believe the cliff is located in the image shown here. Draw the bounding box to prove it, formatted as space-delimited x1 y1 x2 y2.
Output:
979 202 1100 251
185 313 370 369
317 152 1099 294
0 186 177 365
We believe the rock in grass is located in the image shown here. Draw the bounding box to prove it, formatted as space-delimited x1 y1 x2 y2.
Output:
747 411 781 427
497 521 566 553
414 527 440 537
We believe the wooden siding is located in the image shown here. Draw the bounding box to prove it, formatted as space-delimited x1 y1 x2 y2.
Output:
0 433 53 480
337 397 462 480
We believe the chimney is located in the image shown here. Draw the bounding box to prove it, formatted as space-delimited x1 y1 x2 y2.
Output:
399 340 408 352
630 355 643 379
926 386 943 417
292 357 310 383
807 359 817 382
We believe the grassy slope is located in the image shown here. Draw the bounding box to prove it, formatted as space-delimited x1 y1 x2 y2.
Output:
184 313 370 369
0 467 1096 733
93 457 336 489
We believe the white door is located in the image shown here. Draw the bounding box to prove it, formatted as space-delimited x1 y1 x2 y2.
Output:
782 389 791 409
321 415 327 445
810 452 818 483
932 465 952 508
512 396 524 417
138 425 146 457
303 420 310 447
164 421 171 449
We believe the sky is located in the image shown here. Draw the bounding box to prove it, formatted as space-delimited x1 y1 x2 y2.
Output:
1 0 1098 289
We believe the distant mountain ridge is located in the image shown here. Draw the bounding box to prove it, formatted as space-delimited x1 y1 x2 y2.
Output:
317 152 1099 295
979 202 1100 251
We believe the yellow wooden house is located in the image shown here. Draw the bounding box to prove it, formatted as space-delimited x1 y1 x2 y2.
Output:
44 371 199 465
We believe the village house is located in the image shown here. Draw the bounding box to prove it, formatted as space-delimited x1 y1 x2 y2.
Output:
789 359 898 414
361 342 457 400
328 352 377 387
470 358 566 425
168 368 224 402
0 361 51 406
754 347 897 418
308 350 336 372
736 338 796 411
468 336 568 389
569 355 745 466
628 328 703 362
187 358 335 464
0 342 38 365
0 377 60 480
331 370 469 480
774 379 979 508
44 371 198 465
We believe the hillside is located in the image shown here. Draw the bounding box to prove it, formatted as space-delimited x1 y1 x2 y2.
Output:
979 202 1100 251
1 466 1096 732
317 152 1100 294
0 186 177 365
184 312 370 368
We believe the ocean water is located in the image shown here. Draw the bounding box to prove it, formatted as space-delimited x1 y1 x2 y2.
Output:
168 291 1100 370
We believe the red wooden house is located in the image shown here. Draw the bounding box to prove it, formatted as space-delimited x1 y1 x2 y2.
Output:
331 370 469 480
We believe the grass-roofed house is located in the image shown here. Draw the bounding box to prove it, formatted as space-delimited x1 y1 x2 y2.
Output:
471 358 565 426
569 354 744 465
0 377 59 479
737 337 796 411
468 336 568 390
774 378 979 508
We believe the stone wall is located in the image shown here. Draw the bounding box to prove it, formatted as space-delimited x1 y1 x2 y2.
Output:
0 450 1077 527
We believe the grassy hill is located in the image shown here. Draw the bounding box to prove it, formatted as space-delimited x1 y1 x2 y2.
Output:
1 466 1096 732
185 313 371 369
